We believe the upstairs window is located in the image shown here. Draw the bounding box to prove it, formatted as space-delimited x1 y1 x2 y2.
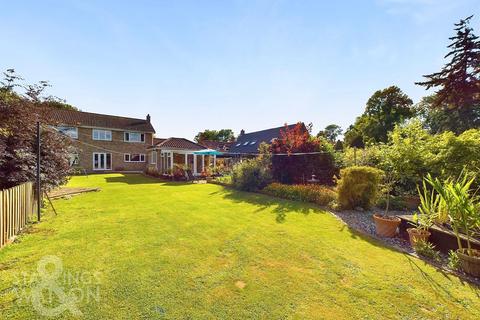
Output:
57 126 78 139
92 129 112 141
124 154 145 162
124 132 145 142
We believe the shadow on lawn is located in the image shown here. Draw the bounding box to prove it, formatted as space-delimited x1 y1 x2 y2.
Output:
405 254 480 300
104 174 160 184
212 188 325 223
104 174 191 186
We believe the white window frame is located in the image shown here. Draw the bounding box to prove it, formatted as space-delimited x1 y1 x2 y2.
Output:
150 151 157 164
124 132 145 143
92 152 112 170
92 129 112 141
124 153 145 162
57 126 78 139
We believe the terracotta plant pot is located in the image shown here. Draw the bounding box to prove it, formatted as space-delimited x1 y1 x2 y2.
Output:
403 196 421 210
457 248 480 277
407 228 431 247
373 214 401 238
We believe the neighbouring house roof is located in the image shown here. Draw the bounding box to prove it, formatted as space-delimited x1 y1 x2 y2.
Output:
44 108 156 133
229 123 302 154
150 137 205 151
200 140 233 152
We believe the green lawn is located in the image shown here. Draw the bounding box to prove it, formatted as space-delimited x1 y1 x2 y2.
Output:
1 174 479 319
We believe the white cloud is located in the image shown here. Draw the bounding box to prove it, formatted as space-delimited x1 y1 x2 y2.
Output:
376 0 470 23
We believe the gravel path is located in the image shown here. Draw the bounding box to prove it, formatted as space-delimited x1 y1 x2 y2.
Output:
331 209 414 253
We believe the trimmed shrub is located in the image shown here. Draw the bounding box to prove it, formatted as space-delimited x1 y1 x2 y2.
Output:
263 183 336 206
337 166 384 209
231 158 272 192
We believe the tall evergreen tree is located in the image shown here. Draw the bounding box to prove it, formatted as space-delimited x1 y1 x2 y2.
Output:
416 15 480 133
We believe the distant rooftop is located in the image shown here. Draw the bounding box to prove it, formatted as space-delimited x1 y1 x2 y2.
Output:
229 123 302 154
45 108 155 133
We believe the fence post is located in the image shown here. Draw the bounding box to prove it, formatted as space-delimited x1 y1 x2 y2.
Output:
36 121 41 222
0 182 36 249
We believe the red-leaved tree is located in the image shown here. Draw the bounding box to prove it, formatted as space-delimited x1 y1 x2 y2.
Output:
270 123 337 184
0 70 72 190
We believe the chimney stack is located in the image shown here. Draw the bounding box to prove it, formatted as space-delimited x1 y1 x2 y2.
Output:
146 114 151 123
239 129 245 136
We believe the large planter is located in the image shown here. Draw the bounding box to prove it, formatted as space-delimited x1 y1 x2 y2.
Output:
407 228 431 247
457 249 480 277
373 214 401 238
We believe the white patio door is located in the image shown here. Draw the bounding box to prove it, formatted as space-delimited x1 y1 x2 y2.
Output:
93 153 112 170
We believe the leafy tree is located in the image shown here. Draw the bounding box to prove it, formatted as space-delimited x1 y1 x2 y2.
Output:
317 124 342 142
194 129 235 143
344 119 480 195
0 69 72 190
414 94 475 134
217 129 235 142
343 124 365 148
0 69 78 111
344 86 414 146
416 16 480 133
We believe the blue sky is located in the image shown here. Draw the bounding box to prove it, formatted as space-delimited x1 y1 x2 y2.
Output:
1 0 478 139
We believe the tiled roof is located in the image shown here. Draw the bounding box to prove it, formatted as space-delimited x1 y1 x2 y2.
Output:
229 123 302 154
151 137 205 151
44 108 156 133
153 138 166 145
200 140 233 152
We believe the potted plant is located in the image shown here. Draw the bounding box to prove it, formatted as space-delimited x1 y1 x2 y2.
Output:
425 172 480 277
373 173 401 238
407 214 432 247
407 180 436 247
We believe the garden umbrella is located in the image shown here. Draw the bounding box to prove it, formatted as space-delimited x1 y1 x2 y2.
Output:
193 149 223 156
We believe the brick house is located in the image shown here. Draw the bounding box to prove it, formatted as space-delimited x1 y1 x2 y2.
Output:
46 108 155 173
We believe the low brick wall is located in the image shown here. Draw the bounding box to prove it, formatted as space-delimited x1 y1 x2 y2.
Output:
398 215 480 253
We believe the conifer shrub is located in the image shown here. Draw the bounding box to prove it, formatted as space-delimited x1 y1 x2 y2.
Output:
337 166 384 209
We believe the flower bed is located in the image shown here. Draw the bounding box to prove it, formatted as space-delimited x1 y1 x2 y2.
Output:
262 183 337 206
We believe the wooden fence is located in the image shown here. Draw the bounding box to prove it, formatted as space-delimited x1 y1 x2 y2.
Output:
0 182 36 249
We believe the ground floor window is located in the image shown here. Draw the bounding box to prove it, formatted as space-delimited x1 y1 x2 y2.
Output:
93 153 112 170
124 154 145 162
150 151 157 164
161 152 172 173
